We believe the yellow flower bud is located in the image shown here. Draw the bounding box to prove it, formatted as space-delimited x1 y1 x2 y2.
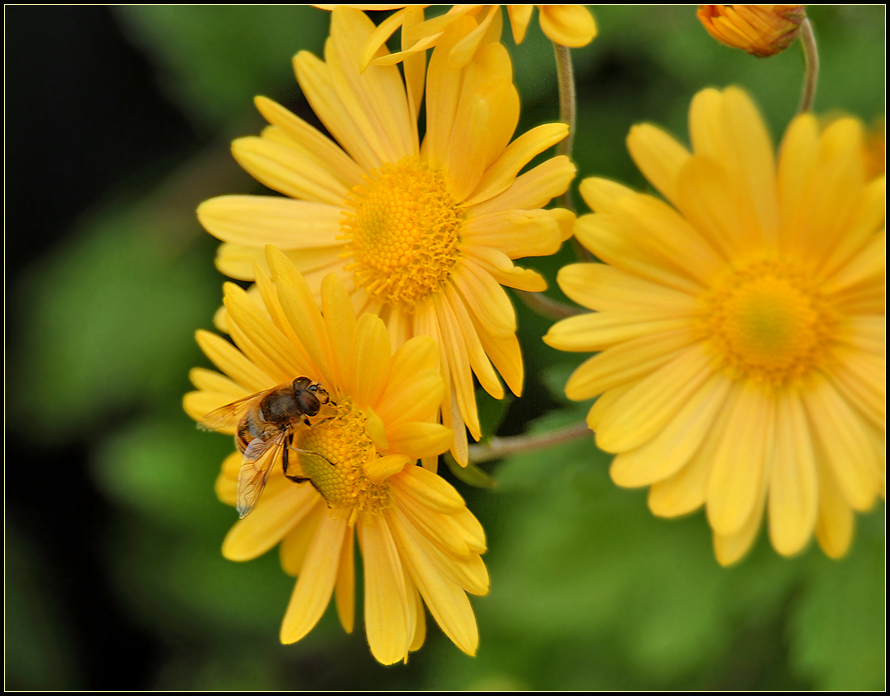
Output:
697 5 807 58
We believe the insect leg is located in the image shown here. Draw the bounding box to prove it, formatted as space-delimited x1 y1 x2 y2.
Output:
282 433 308 482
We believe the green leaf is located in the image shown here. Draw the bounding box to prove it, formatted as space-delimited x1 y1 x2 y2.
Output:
92 414 232 534
116 6 330 127
445 453 496 489
13 200 220 443
476 387 514 439
789 505 886 691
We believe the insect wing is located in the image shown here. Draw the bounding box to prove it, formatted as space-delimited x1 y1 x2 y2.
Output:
236 432 287 519
197 390 269 433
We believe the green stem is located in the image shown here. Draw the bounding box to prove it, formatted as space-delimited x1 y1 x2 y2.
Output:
554 42 592 265
468 420 591 464
515 290 582 320
554 43 576 208
798 18 819 113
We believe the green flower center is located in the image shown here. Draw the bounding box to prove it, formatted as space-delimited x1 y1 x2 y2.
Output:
702 259 836 386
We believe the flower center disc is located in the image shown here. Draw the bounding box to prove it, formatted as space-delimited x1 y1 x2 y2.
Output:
703 260 835 386
340 157 463 307
296 401 389 523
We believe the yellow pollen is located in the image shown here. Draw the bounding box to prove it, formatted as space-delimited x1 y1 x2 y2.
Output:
295 399 391 524
339 157 463 307
701 259 836 387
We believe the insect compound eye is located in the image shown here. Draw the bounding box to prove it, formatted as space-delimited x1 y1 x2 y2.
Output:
297 391 321 416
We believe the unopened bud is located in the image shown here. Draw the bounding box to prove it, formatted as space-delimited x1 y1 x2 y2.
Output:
698 5 807 58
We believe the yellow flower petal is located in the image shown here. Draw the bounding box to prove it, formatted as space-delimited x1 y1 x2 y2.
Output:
803 375 882 511
706 384 775 536
544 311 691 353
647 383 741 518
358 513 412 665
232 136 348 206
462 208 566 260
626 123 691 206
556 262 700 313
280 514 348 644
224 282 313 383
223 483 319 561
195 329 271 393
768 392 818 556
610 374 731 487
537 5 597 47
564 328 697 399
468 155 576 216
254 95 365 188
387 422 453 459
465 123 569 206
443 282 504 399
198 195 343 249
813 455 856 558
391 464 466 514
364 453 411 483
386 508 479 656
461 244 548 292
335 527 355 634
596 345 713 452
573 214 704 296
350 313 391 409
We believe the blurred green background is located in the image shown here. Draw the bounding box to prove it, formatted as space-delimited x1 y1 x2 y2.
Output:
6 5 884 690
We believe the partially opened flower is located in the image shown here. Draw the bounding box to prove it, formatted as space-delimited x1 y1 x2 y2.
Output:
184 246 488 664
321 5 598 69
697 5 806 58
198 6 575 464
545 87 885 565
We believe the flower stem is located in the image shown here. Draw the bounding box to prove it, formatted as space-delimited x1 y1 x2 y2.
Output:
467 420 591 464
555 43 576 208
554 42 592 264
798 19 819 113
515 290 582 320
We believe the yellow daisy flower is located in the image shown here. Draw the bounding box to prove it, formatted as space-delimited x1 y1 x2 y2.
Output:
198 6 576 464
318 5 598 69
184 246 488 664
544 87 885 565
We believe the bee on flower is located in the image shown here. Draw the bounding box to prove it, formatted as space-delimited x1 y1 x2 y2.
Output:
185 247 488 664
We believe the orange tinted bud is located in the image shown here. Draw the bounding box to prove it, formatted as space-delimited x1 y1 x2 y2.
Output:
698 5 806 58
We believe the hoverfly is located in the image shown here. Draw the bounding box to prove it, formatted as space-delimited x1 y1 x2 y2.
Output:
199 377 334 518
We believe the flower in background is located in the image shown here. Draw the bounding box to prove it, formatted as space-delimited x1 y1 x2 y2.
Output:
697 5 806 57
184 247 488 664
198 6 575 464
322 5 598 69
545 87 885 565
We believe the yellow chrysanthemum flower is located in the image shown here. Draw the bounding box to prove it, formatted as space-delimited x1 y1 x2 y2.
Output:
545 87 885 565
198 6 576 464
697 5 806 58
316 5 598 69
184 246 488 664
